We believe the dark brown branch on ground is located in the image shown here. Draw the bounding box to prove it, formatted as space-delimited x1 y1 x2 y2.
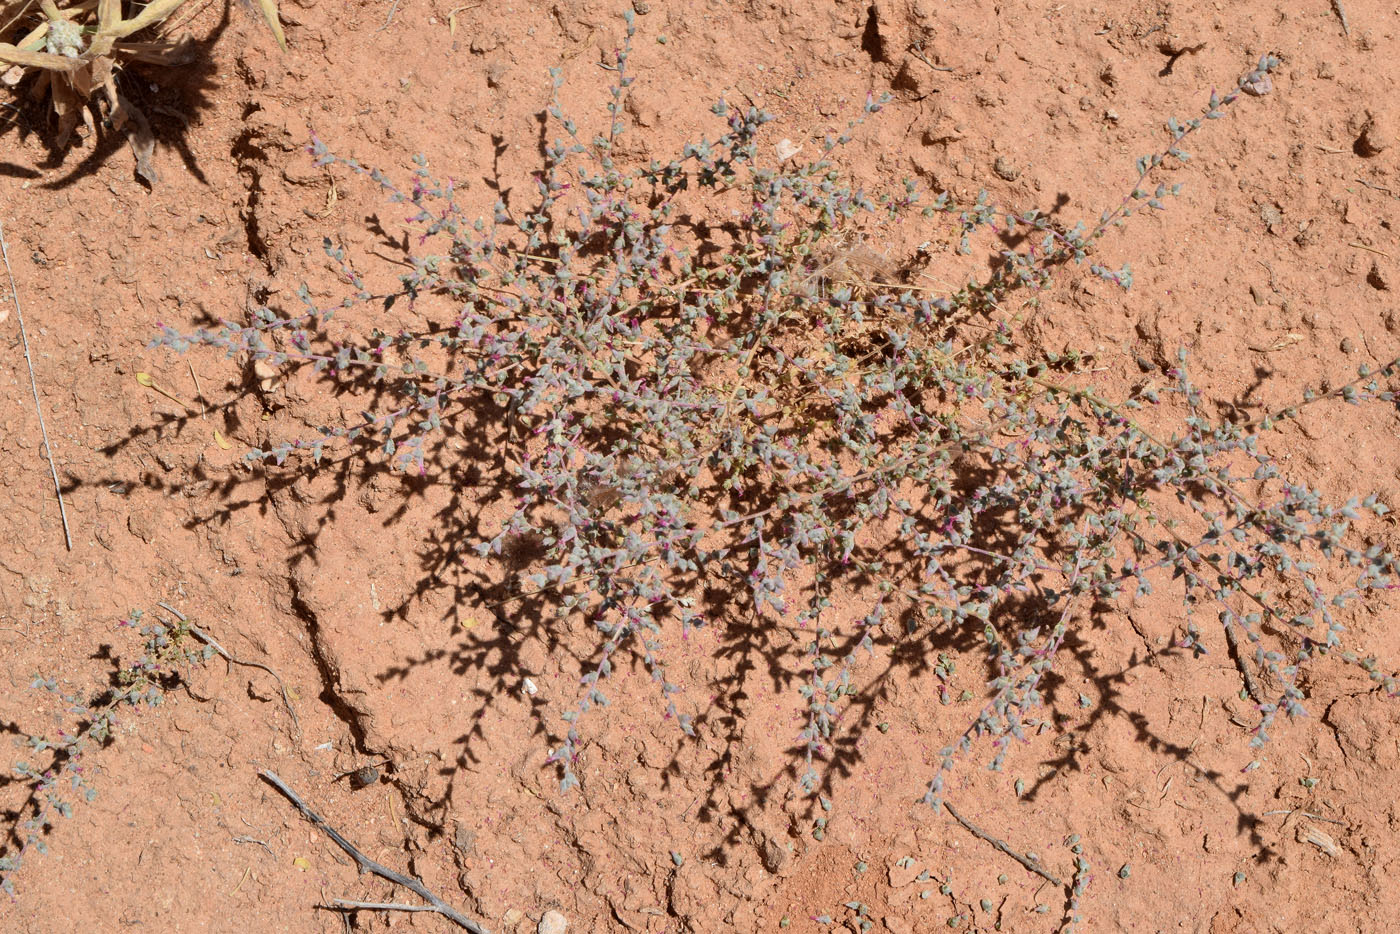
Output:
943 799 1064 887
259 770 489 934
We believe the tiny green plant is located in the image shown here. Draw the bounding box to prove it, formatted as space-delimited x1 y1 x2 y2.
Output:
151 17 1398 920
0 608 212 897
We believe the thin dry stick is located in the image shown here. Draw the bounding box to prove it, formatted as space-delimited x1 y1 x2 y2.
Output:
943 799 1063 887
330 899 441 914
1261 808 1346 825
187 361 206 417
232 833 276 857
1354 178 1396 198
906 44 954 73
158 602 301 738
0 219 72 550
259 770 489 934
1222 620 1263 704
378 0 400 31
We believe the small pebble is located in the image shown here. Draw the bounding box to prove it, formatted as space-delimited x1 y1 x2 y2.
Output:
993 156 1020 181
1259 203 1283 235
538 909 568 934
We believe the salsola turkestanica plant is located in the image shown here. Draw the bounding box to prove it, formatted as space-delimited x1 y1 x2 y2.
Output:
151 20 1398 826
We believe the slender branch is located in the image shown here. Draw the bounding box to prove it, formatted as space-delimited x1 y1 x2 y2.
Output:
377 0 401 31
1222 619 1263 703
158 603 302 739
943 799 1063 887
0 219 71 550
259 770 489 934
329 899 442 913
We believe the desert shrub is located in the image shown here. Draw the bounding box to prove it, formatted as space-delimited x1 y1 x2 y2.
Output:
153 12 1396 875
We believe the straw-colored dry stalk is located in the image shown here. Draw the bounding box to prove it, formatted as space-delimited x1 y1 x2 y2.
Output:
1 0 283 161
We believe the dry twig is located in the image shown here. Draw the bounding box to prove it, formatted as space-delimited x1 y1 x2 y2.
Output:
259 770 488 934
1261 808 1346 826
378 0 401 30
1354 178 1396 198
330 899 442 914
1222 620 1263 704
0 219 72 550
158 602 301 738
1349 242 1391 259
943 799 1063 887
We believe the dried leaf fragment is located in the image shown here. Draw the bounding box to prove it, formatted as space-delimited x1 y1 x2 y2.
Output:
1296 823 1339 857
255 0 287 51
775 138 802 162
124 97 159 186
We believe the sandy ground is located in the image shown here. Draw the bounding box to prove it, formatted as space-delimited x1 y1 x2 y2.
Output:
2 1 1399 932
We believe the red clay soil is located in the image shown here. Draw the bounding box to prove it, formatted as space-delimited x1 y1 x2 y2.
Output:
2 1 1399 933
